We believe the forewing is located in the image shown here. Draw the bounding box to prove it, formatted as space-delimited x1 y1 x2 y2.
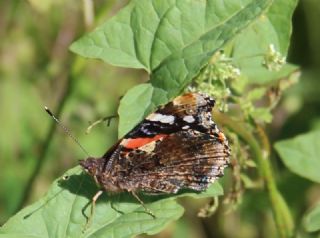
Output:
124 93 216 139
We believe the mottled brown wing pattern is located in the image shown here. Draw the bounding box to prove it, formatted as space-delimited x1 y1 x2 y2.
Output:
116 129 230 193
75 92 231 222
79 92 230 195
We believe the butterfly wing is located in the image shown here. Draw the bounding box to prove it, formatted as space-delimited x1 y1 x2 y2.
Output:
118 129 230 193
124 92 216 139
80 93 230 194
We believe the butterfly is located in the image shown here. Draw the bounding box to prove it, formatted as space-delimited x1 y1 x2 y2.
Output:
79 92 230 218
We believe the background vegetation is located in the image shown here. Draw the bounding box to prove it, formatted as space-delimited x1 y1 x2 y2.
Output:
0 0 320 237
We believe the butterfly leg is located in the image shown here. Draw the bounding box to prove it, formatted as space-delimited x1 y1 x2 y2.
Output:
110 193 124 215
131 191 156 219
83 189 103 231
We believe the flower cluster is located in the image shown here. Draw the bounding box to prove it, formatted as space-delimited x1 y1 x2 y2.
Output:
262 44 286 71
191 52 241 111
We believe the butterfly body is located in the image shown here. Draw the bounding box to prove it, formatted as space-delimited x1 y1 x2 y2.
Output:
80 92 230 195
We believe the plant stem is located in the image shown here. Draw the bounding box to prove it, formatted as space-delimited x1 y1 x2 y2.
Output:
83 0 94 30
214 111 294 238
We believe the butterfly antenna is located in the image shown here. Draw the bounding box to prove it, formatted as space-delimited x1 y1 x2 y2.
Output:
44 106 91 157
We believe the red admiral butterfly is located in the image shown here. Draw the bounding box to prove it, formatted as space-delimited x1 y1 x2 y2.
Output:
79 92 230 217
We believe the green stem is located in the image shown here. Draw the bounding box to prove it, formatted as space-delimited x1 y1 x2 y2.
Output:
214 112 294 238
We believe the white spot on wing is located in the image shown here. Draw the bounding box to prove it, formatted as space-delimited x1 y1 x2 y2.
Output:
183 115 195 123
147 113 175 124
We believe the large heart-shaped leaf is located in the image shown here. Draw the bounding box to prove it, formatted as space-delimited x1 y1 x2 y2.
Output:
274 130 320 183
70 0 299 136
71 0 272 75
148 0 271 96
0 167 223 238
75 0 274 137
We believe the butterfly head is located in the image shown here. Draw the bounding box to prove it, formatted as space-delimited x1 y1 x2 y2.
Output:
80 157 124 192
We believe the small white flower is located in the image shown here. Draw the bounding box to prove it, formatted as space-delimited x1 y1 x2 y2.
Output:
233 67 241 76
262 44 286 71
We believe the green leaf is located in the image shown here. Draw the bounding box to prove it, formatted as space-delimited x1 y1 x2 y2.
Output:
231 0 299 84
303 203 320 233
267 0 298 54
87 0 275 135
247 88 267 101
274 130 320 183
149 0 273 98
0 167 223 238
118 84 168 138
250 108 272 123
71 0 272 77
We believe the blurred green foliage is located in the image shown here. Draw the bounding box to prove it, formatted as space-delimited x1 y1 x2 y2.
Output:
0 0 320 238
0 0 139 222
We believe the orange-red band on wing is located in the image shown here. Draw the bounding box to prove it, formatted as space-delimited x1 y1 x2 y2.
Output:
124 134 167 149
